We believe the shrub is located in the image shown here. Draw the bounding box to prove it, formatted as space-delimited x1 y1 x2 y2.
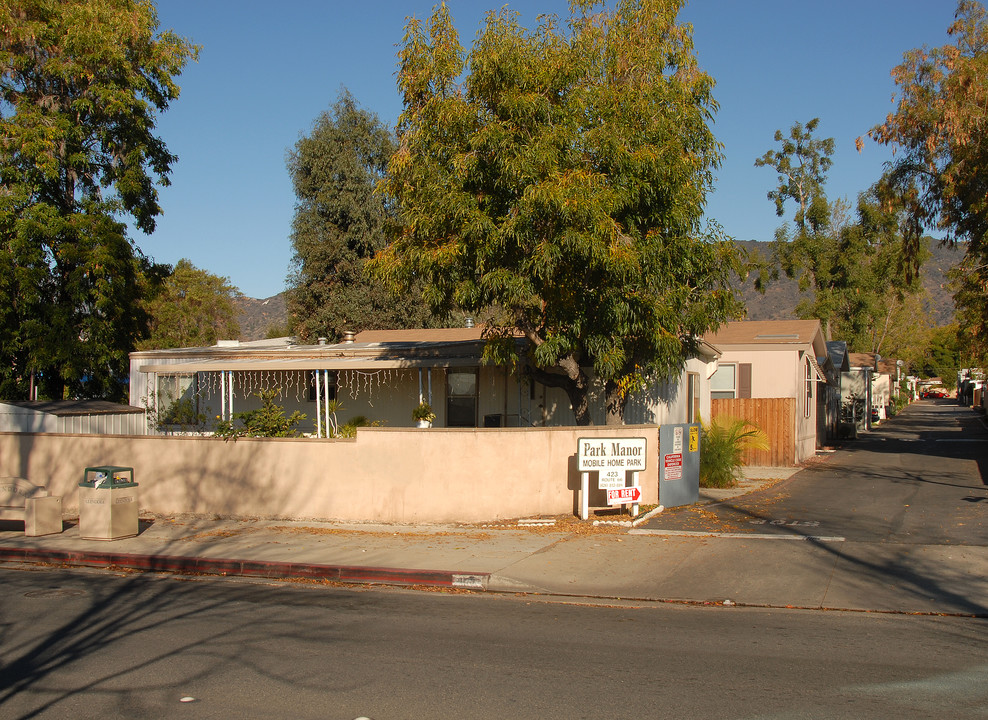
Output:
700 416 769 489
214 388 306 439
337 415 383 438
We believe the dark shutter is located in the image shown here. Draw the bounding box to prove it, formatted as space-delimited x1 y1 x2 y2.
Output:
739 363 752 398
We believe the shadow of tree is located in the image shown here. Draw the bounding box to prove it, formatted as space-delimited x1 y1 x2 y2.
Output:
0 564 383 719
646 402 988 616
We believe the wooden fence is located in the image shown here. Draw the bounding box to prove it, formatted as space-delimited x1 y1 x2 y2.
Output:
711 397 795 467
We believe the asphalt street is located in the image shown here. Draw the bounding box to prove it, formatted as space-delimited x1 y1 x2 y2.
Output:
2 566 986 720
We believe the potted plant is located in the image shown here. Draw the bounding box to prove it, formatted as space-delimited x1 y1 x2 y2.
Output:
412 401 436 428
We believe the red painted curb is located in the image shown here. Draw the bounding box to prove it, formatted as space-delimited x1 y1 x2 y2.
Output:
0 546 490 589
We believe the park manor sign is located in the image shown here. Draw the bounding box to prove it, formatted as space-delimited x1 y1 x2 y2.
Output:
577 437 647 519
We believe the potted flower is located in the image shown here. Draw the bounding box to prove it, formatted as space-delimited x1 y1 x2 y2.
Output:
412 401 436 428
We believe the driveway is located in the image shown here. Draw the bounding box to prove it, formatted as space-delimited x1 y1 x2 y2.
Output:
640 400 988 544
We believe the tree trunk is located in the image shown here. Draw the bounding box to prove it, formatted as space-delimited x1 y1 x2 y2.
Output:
528 354 593 426
604 379 626 426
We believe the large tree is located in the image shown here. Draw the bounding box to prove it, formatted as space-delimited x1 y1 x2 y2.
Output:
373 0 744 426
138 259 241 350
287 89 435 342
869 0 988 361
830 189 928 355
0 0 197 400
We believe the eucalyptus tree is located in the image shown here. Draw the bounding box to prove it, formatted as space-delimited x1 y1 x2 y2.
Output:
830 190 927 355
754 119 839 331
372 0 744 425
756 120 929 351
0 0 197 400
870 0 988 362
287 89 434 342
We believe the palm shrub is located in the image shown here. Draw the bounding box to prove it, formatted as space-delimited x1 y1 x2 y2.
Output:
700 416 770 488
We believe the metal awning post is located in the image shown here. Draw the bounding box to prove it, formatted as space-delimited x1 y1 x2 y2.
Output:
315 371 322 438
324 369 331 437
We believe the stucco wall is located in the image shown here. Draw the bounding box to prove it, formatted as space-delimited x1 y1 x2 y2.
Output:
0 425 659 523
717 349 800 398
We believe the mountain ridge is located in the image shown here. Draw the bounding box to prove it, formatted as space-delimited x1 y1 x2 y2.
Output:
232 241 960 341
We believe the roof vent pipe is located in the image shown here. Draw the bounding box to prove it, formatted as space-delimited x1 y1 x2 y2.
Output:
464 317 475 328
317 337 328 346
342 330 356 343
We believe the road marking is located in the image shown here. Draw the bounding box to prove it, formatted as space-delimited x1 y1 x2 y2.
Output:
629 529 845 541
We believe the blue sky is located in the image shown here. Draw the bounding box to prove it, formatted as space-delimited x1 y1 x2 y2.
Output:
143 0 960 299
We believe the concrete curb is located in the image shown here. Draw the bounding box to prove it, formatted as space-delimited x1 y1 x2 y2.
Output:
0 546 490 590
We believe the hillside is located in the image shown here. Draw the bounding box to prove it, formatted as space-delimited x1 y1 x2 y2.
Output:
737 240 960 326
234 293 288 341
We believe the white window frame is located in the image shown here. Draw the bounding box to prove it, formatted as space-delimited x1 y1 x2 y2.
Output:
687 371 700 422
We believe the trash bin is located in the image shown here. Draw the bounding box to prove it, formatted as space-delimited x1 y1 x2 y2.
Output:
78 466 138 540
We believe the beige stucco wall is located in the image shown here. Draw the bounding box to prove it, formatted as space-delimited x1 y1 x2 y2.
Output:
0 425 659 524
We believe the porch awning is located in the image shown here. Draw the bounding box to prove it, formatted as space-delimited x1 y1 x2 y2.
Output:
139 355 482 374
802 351 833 386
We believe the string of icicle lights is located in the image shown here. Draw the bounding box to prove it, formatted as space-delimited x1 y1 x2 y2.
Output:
189 369 411 402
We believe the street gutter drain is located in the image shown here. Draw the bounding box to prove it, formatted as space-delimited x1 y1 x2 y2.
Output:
452 574 486 590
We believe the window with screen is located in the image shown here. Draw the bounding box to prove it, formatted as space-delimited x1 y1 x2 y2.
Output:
446 369 478 427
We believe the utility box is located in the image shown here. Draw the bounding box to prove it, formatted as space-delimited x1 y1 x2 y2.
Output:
659 423 701 508
78 466 139 540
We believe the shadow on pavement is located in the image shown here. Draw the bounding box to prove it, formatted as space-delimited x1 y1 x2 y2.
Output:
640 402 988 616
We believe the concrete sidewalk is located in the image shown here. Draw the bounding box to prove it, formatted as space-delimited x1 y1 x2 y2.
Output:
2 465 985 617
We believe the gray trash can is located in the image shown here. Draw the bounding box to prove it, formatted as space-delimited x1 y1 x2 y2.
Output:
78 466 138 540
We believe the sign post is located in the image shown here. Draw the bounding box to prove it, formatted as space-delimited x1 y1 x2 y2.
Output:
577 437 648 520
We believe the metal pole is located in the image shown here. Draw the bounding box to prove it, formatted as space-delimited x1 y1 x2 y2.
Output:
315 371 322 438
324 370 331 436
